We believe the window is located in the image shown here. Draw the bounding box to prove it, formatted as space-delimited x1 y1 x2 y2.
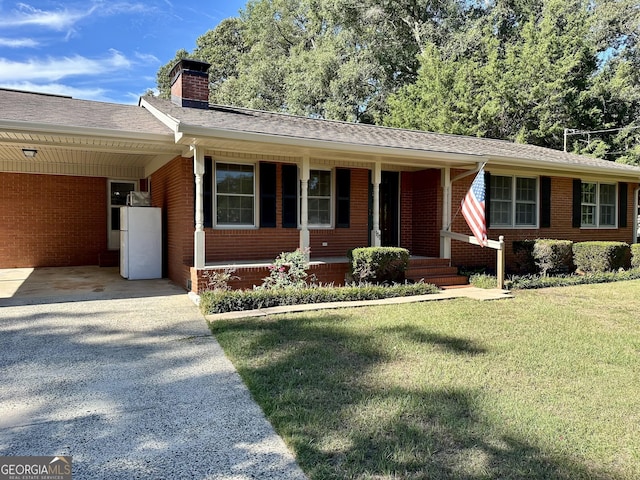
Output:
489 175 537 227
308 169 331 226
581 182 616 228
215 163 255 226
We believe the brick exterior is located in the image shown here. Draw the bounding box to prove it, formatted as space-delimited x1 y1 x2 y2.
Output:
0 172 107 267
149 156 194 289
449 172 639 273
154 159 639 291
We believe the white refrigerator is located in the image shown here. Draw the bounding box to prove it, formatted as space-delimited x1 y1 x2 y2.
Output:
120 206 162 280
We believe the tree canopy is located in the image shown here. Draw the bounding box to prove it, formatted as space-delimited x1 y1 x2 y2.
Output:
156 0 640 163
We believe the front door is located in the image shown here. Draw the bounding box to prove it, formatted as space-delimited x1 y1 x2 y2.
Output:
380 171 400 247
108 180 136 250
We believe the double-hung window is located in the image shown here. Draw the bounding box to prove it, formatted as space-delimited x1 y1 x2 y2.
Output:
581 182 616 228
308 169 331 226
215 163 255 226
489 175 537 227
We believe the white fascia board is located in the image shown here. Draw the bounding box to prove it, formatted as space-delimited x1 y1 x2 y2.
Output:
487 155 640 181
139 97 181 132
175 124 485 165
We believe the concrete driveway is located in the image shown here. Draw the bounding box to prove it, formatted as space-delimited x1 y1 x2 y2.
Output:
0 268 307 479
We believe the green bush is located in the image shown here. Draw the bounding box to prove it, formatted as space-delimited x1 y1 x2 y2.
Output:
200 282 439 314
260 248 314 289
512 240 537 274
506 268 640 290
469 273 497 289
572 241 631 273
532 239 574 276
348 247 409 283
631 244 640 269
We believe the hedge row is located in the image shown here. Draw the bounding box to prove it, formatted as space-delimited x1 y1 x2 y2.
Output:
505 268 640 290
200 282 439 315
514 239 636 275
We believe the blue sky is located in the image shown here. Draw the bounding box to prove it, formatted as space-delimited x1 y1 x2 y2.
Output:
0 0 247 104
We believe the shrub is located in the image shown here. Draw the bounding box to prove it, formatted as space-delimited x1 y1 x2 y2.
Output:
631 244 640 269
469 273 497 289
572 241 631 273
506 268 640 290
201 268 238 292
260 248 315 289
512 240 536 274
348 247 409 284
200 282 439 314
532 239 574 276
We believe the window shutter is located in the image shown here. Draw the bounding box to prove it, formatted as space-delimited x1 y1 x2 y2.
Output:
484 171 491 229
260 162 277 228
203 157 213 228
282 164 298 228
572 179 582 228
336 168 351 228
618 182 628 228
540 176 551 228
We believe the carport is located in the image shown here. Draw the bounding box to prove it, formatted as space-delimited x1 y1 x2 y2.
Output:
0 266 184 307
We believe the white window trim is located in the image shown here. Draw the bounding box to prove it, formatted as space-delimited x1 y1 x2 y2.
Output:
306 167 334 229
490 175 539 229
213 160 258 229
581 181 617 229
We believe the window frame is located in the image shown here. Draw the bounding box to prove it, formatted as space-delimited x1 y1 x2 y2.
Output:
581 181 617 229
489 174 539 229
213 161 258 228
306 168 333 228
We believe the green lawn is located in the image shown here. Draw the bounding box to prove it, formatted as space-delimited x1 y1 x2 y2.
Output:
210 281 640 480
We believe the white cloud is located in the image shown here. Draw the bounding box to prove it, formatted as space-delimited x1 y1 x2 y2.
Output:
0 2 150 32
0 37 39 48
0 50 132 82
1 3 94 31
0 80 108 101
134 52 160 64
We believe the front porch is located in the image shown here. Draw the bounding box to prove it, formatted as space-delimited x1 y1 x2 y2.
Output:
190 256 468 292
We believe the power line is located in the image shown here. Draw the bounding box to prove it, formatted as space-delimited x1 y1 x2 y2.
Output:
563 125 640 152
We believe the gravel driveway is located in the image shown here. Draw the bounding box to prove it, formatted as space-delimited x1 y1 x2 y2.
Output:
0 291 306 479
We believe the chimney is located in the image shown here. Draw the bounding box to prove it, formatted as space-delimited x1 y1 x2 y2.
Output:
169 59 211 109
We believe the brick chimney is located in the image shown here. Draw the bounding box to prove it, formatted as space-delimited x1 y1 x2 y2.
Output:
169 59 211 109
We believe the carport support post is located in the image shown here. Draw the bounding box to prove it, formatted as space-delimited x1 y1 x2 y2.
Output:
371 162 382 247
441 168 452 259
193 146 205 269
299 156 310 256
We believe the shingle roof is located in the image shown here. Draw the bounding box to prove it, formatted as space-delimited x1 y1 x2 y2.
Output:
143 96 640 174
0 88 171 136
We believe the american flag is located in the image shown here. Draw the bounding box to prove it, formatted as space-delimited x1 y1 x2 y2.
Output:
461 167 487 247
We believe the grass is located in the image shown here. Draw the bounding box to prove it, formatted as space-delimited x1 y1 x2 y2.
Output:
209 280 640 479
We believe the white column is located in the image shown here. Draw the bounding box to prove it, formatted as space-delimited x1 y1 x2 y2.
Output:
299 156 310 254
193 145 205 269
372 162 382 247
441 167 452 259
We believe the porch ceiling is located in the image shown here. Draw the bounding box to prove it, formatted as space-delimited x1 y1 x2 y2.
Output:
0 132 182 179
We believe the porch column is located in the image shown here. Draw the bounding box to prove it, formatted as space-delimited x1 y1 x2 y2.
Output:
193 145 205 269
441 167 452 259
299 156 310 255
371 162 382 246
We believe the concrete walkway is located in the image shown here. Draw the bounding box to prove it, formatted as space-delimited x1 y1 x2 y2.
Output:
0 276 307 479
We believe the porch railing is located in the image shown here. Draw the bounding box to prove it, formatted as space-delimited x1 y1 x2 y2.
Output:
440 230 506 290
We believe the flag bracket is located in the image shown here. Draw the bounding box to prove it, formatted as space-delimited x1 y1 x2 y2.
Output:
440 230 506 290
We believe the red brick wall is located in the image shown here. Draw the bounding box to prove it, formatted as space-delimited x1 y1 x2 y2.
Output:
205 166 370 261
150 156 194 289
401 169 441 257
450 173 638 272
0 172 106 267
